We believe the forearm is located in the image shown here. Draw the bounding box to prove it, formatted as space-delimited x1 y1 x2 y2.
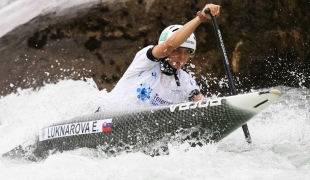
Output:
153 17 201 58
152 3 220 58
163 17 201 53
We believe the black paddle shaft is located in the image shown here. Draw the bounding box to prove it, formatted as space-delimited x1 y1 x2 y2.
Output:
204 8 252 143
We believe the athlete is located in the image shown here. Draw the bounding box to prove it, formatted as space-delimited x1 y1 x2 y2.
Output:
110 4 221 107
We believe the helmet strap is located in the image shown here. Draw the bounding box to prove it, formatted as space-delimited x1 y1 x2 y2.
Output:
160 58 180 86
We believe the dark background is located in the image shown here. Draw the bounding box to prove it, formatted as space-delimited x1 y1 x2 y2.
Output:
0 0 309 97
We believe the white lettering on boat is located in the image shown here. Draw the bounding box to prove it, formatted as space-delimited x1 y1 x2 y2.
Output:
39 119 113 141
169 99 221 112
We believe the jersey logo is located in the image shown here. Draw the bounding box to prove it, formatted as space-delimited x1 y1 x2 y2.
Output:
137 83 152 101
152 72 157 79
138 71 144 77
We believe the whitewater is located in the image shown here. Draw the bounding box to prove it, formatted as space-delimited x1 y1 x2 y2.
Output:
1 80 309 179
0 0 310 179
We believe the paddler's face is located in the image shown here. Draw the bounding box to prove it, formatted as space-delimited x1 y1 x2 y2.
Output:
167 47 192 69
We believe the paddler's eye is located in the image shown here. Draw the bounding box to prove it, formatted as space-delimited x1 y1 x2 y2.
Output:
185 50 191 55
174 48 181 53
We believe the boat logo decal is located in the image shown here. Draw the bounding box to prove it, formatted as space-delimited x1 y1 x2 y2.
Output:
254 99 268 108
169 99 221 112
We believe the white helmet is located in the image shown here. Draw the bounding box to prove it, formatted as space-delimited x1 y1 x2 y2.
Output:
158 25 196 54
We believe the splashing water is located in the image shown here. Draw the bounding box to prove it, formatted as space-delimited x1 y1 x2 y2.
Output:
0 80 309 179
0 0 309 179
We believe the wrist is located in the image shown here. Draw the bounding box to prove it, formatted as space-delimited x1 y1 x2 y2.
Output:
196 11 207 23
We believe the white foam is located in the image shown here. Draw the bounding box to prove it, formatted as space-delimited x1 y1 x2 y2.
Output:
0 80 309 179
0 0 102 38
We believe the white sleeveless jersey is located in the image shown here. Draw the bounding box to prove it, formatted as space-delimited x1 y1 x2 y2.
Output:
110 45 200 107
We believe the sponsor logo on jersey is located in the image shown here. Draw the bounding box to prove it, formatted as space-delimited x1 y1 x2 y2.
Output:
151 93 173 106
137 83 152 101
152 72 157 79
138 71 144 77
170 89 182 94
39 119 113 141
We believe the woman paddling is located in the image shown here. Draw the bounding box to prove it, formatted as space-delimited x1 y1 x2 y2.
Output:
109 4 220 107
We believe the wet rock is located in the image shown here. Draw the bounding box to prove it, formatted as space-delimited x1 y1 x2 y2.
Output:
0 0 309 97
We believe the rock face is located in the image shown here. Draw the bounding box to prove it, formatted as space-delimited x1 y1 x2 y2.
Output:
0 0 309 97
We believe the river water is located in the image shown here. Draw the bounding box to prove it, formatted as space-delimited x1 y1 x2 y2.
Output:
1 0 310 179
0 79 309 179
